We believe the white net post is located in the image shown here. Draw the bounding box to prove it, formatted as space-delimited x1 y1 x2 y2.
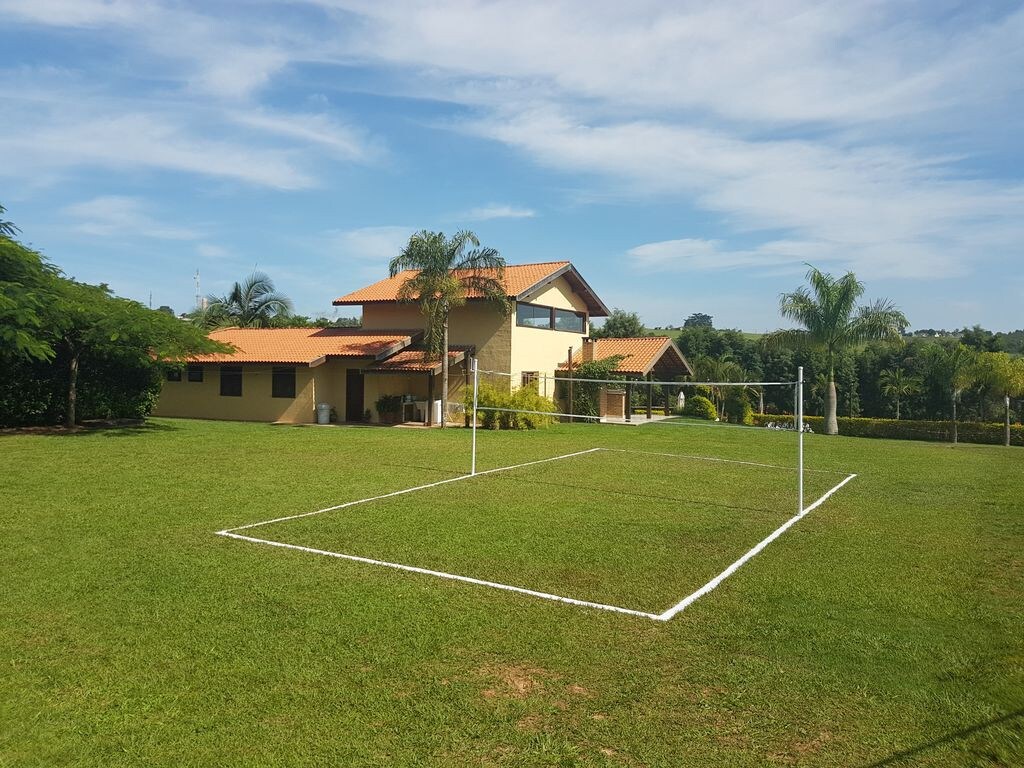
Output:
797 365 804 514
470 357 479 476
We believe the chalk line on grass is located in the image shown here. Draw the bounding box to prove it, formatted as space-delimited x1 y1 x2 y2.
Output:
655 472 858 621
217 530 662 620
217 447 856 622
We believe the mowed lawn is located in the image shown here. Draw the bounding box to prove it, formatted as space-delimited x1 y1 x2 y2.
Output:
1 419 1021 766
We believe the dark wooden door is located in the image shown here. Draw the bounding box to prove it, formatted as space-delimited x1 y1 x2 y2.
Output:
345 369 364 422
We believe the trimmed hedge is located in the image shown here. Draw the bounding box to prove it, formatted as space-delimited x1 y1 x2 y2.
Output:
685 395 718 421
751 413 1023 446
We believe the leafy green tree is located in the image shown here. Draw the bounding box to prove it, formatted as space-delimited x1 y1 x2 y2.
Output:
591 308 644 338
201 271 293 329
0 203 19 239
923 342 978 443
683 312 713 328
53 280 223 426
878 367 922 420
690 355 743 418
389 230 509 427
0 237 61 362
977 352 1024 446
765 265 907 435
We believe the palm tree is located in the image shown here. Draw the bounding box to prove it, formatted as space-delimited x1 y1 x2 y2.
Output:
977 352 1024 447
878 367 922 420
203 271 293 329
691 356 743 418
389 231 510 428
923 343 977 444
765 266 907 435
0 203 19 238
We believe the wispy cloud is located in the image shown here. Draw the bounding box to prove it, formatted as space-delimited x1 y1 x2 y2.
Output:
64 196 200 240
457 203 536 221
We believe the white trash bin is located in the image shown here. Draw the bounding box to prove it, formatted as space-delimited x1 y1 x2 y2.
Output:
316 402 331 425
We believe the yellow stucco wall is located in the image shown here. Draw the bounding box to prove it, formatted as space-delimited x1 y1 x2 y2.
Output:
510 276 590 395
154 358 467 425
363 302 512 390
153 364 321 423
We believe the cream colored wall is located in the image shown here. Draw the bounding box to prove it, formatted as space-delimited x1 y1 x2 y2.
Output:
361 302 513 391
154 364 320 423
523 276 590 313
510 276 590 395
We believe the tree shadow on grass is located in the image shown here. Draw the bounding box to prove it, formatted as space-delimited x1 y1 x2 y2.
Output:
863 708 1024 766
0 420 181 438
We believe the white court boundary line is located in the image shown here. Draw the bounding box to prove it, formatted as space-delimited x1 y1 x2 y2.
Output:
216 449 856 622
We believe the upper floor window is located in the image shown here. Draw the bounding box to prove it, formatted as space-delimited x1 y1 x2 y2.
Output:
516 302 586 334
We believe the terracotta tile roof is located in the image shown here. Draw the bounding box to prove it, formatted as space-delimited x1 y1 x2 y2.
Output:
333 262 571 305
364 346 472 374
559 337 693 377
331 262 609 317
186 328 421 365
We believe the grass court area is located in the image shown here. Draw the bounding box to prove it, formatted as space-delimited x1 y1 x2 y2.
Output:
1 417 1021 765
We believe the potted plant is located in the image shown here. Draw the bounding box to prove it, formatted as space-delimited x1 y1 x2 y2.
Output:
374 394 402 424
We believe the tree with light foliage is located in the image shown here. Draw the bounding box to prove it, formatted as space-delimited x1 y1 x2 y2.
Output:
765 266 907 435
389 230 509 427
591 308 644 338
977 352 1024 447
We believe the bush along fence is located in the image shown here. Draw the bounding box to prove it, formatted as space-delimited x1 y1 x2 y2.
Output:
751 413 1023 446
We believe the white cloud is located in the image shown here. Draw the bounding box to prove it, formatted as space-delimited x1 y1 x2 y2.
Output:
320 226 415 264
228 109 383 162
459 204 536 221
197 243 231 259
64 196 200 240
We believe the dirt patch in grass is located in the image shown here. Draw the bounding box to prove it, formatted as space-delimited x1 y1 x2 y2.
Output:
478 664 550 700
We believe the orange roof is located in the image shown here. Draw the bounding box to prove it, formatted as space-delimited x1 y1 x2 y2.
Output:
560 337 693 377
186 328 421 365
364 346 472 374
333 261 609 317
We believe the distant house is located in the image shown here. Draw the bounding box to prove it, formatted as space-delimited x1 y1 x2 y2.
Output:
155 261 625 425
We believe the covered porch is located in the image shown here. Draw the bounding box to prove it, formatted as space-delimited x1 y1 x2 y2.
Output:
361 345 474 425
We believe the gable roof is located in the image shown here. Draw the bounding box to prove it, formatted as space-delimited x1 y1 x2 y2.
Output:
185 327 422 365
332 261 609 317
560 337 693 378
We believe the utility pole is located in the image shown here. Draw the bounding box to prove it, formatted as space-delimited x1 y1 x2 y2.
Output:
194 270 201 310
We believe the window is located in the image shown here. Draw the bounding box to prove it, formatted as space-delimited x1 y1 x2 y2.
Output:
516 302 587 333
220 365 242 397
516 303 551 328
521 371 539 389
187 365 204 383
554 308 586 333
165 368 182 382
272 367 296 398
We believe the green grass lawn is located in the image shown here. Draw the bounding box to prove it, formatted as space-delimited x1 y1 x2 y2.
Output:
2 418 1021 766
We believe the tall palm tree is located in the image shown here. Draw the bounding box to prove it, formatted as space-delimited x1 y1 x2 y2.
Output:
203 271 293 329
878 367 922 420
923 342 977 444
691 356 743 418
977 352 1024 447
765 266 907 435
389 231 510 427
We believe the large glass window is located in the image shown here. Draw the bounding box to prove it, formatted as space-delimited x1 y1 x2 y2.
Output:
187 365 204 382
516 302 586 333
272 367 296 398
220 366 242 397
516 303 551 328
554 308 586 333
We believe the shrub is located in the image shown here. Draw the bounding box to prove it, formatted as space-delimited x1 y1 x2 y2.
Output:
726 391 754 425
465 382 556 430
750 413 1023 446
685 395 717 420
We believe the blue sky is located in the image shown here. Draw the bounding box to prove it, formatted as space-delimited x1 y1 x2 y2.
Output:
2 0 1022 331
